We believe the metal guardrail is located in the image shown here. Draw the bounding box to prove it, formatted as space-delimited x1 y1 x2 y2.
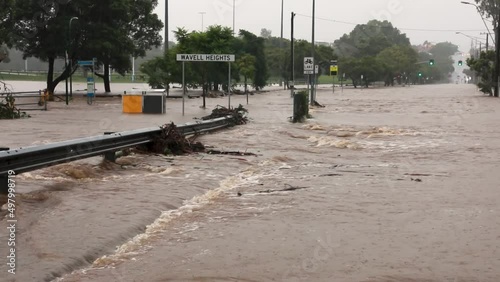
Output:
0 116 236 194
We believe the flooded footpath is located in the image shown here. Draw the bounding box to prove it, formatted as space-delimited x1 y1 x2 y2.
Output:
1 83 500 282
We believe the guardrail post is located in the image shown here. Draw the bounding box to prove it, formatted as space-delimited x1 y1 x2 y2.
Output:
103 132 117 162
0 174 7 195
41 90 47 111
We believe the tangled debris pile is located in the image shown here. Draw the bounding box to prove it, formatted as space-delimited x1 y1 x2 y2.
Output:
147 105 250 156
150 123 205 155
0 93 30 119
200 104 248 125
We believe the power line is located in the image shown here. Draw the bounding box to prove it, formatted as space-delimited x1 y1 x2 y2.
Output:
295 13 487 33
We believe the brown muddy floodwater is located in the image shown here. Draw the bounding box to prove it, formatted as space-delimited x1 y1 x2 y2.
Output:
1 83 500 282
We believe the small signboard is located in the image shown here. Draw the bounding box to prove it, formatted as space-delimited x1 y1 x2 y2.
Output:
87 77 95 97
176 54 235 62
304 57 314 74
330 65 338 76
78 60 94 66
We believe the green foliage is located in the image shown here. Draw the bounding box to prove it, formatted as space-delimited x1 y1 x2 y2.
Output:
334 20 411 58
140 56 170 89
236 54 256 93
0 45 9 63
377 45 418 85
339 56 384 88
5 0 162 94
141 27 269 93
238 30 268 90
474 0 499 27
417 42 458 83
467 50 495 95
0 94 30 119
335 20 414 87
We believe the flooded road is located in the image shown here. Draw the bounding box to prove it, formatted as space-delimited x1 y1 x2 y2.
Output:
1 83 500 282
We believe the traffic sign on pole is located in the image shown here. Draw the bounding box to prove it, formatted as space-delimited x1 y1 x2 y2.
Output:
304 57 314 74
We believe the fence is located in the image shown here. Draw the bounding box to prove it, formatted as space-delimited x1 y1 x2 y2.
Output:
0 91 47 111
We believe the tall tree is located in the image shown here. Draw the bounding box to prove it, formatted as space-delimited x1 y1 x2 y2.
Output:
467 50 495 95
238 30 268 90
264 36 289 87
0 0 15 46
0 46 9 63
377 45 418 86
7 0 162 95
474 0 500 27
9 0 81 98
427 42 458 82
236 54 256 95
334 20 410 58
78 0 162 92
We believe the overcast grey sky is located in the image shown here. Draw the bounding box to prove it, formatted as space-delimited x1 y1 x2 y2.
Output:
154 0 493 54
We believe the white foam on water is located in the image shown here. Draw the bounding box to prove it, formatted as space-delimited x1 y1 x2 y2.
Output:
90 161 275 267
19 172 69 182
308 136 362 149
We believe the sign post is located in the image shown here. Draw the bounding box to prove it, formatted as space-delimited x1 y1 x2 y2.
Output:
78 59 96 105
304 57 314 103
176 54 236 115
304 57 314 75
330 61 338 94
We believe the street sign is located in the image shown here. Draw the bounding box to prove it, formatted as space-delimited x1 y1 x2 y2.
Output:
304 57 314 74
176 54 235 62
78 60 94 66
330 65 338 76
315 65 319 74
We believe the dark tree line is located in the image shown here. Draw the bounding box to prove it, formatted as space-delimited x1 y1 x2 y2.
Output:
1 0 162 98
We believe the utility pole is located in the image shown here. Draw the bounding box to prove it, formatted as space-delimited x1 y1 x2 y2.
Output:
290 12 296 97
481 32 489 51
165 0 169 53
311 0 316 105
233 0 236 35
165 0 170 96
495 8 500 97
199 12 206 31
280 0 284 89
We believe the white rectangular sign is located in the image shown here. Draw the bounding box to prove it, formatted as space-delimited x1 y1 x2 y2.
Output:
304 57 314 71
176 54 235 62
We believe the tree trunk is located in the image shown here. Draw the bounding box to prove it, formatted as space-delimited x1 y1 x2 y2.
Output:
46 57 73 101
95 62 111 93
244 76 248 94
46 57 55 100
103 63 111 93
202 82 207 109
245 76 248 104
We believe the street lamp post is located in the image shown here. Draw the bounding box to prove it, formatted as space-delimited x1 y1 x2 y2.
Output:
480 32 490 50
280 0 284 89
232 0 236 35
290 12 296 97
165 0 169 53
311 0 316 105
69 17 78 98
495 8 500 97
461 1 495 45
199 12 206 31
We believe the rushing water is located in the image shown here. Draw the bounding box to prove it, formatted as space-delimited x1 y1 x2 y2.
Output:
1 83 500 282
